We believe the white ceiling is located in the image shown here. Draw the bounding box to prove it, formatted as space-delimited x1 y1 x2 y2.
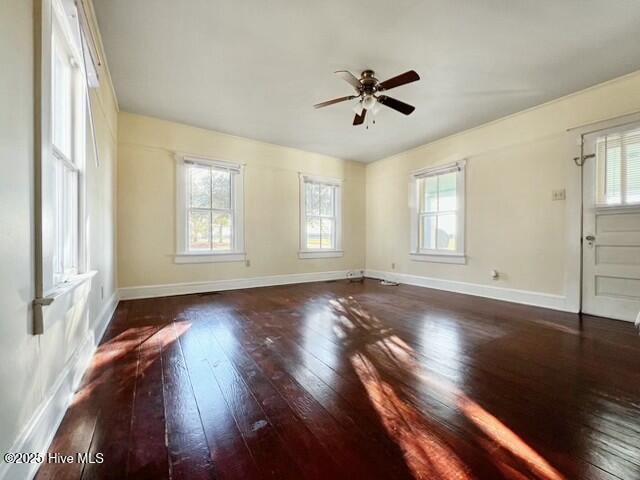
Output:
94 0 640 162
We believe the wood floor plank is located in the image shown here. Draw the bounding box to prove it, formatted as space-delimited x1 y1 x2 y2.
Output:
201 312 345 480
187 314 304 480
160 318 217 479
177 313 260 480
126 325 170 480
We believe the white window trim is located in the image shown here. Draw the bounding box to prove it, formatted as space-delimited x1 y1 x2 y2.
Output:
298 173 344 259
43 0 89 293
174 154 246 264
409 160 466 263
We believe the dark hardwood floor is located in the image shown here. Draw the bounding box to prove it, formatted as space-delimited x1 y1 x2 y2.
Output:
36 279 640 480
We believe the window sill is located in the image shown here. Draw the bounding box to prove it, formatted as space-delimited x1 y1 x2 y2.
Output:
175 252 247 264
298 250 344 259
410 252 466 265
40 271 97 332
44 271 98 299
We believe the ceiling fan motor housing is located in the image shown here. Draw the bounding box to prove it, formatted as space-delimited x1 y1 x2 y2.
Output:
360 70 379 94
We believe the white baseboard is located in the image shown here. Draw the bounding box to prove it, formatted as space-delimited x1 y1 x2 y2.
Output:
0 292 119 480
365 269 575 313
119 270 358 300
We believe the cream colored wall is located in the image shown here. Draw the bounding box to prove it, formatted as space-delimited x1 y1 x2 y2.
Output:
366 70 640 305
117 112 366 288
0 0 118 461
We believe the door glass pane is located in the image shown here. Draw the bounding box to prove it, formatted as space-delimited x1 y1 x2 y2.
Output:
212 169 231 209
305 183 320 216
627 139 640 203
190 166 211 208
306 217 321 249
212 212 232 250
438 172 457 211
189 210 211 250
605 144 622 204
321 218 334 249
320 185 334 216
436 213 457 250
420 215 436 250
422 176 438 212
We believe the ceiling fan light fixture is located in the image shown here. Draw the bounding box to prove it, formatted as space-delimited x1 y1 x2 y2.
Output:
362 94 377 110
353 100 364 115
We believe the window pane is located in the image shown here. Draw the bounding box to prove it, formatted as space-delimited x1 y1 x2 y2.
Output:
63 169 78 272
190 166 211 208
306 217 321 249
320 185 334 216
212 169 231 209
605 145 622 204
436 213 457 251
321 218 334 249
52 36 72 158
422 176 438 212
438 172 457 211
212 212 232 250
189 210 211 250
54 159 64 276
305 183 320 216
420 215 436 250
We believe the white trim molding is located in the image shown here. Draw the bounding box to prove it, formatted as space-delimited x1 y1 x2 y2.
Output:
409 252 466 264
174 252 247 264
119 270 355 300
298 250 344 259
365 269 575 313
0 291 119 480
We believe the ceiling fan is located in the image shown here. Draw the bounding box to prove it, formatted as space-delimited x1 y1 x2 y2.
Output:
314 69 420 126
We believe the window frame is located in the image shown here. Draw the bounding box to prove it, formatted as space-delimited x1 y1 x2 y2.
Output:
409 160 466 264
298 174 343 259
43 0 88 292
175 154 246 264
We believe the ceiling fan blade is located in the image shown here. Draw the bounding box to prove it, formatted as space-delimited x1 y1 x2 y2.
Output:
353 108 367 126
314 95 357 109
335 70 362 91
377 95 415 115
378 70 420 91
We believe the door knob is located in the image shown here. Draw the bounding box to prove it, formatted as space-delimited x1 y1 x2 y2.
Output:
585 235 595 241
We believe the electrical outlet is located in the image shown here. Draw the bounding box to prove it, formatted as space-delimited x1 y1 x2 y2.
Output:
552 189 566 201
245 259 251 267
391 262 396 270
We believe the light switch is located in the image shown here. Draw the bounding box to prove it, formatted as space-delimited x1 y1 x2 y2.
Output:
552 189 566 201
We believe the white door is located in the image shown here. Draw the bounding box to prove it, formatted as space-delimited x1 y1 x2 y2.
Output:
582 124 640 322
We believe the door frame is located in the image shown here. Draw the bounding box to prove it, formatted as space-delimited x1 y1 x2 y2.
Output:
570 112 640 318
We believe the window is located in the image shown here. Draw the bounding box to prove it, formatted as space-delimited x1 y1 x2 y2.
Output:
596 128 640 206
175 156 245 263
299 175 343 259
45 0 87 289
410 161 466 264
